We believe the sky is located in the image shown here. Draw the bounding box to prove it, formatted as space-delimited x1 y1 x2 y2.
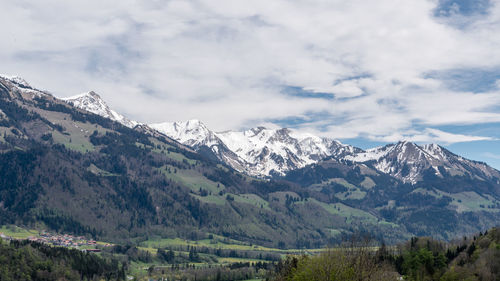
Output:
1 0 500 169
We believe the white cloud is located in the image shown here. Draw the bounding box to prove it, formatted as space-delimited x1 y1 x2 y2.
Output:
369 128 494 144
1 0 500 143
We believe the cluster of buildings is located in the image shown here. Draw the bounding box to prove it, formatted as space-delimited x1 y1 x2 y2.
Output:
0 230 111 252
28 232 96 248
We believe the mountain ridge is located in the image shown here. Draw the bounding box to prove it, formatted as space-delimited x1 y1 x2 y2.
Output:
5 74 498 184
1 74 500 245
344 141 500 184
151 120 363 177
62 91 139 128
151 120 500 185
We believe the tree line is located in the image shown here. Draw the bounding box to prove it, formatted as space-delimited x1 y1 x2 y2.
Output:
270 227 500 281
0 238 125 281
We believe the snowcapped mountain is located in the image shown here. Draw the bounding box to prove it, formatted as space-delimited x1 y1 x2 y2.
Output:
344 141 500 184
151 120 500 181
151 120 361 177
3 74 496 183
150 120 247 172
0 74 50 98
0 75 31 88
62 91 138 128
217 127 361 176
150 119 220 148
0 75 140 129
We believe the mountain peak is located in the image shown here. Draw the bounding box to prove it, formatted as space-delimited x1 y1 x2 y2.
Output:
247 126 267 136
276 127 292 135
0 74 31 88
87 91 101 99
63 91 102 101
0 74 50 97
398 140 414 145
185 119 206 129
342 141 500 184
150 119 218 148
62 91 138 128
170 119 209 132
153 121 358 177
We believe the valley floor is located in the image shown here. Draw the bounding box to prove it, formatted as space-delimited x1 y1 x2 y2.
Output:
2 224 499 281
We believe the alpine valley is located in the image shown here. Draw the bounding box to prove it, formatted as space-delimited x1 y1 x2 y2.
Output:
1 74 500 249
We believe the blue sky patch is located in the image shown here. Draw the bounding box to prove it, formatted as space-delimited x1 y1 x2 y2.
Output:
333 73 372 84
434 0 491 17
448 140 500 170
281 86 334 100
436 123 500 138
425 68 500 93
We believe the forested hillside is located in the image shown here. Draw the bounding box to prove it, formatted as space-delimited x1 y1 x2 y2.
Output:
0 76 405 248
0 238 125 280
285 156 500 240
0 75 499 249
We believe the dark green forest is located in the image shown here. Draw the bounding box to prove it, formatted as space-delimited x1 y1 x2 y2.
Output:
0 238 125 280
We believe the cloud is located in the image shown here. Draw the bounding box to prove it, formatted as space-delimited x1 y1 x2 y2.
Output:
1 0 500 144
370 128 494 144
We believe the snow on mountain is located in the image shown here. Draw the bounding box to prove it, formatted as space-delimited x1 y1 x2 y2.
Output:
3 75 497 184
154 119 500 182
150 120 248 172
62 91 138 128
0 74 50 97
344 141 500 184
344 141 440 183
150 120 220 147
151 120 360 177
217 127 360 176
0 75 139 129
0 74 31 87
152 119 497 183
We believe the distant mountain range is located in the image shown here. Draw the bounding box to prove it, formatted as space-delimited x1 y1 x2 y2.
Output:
344 141 500 184
1 74 499 246
58 89 500 186
62 90 363 177
150 120 360 177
